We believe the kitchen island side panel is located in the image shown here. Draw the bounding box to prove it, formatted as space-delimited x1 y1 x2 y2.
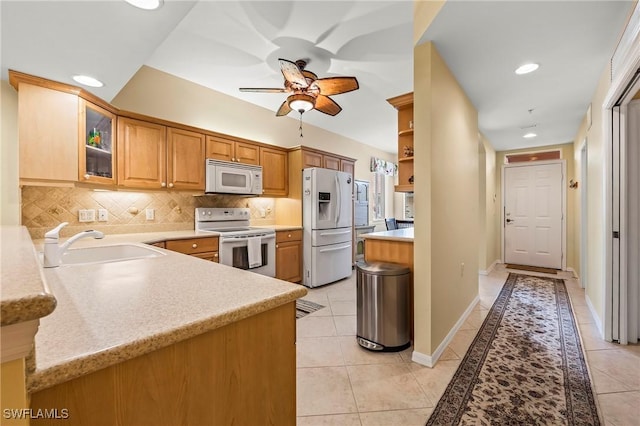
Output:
30 302 296 426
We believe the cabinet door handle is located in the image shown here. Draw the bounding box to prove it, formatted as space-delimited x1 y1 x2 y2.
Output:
232 157 236 162
84 174 90 180
276 244 279 248
168 183 174 188
161 182 167 188
288 234 292 238
192 243 198 249
214 253 218 258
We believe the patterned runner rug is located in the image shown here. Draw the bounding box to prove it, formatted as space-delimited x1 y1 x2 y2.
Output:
296 299 325 319
427 273 600 425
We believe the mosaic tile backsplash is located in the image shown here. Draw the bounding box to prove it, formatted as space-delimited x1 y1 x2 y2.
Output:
21 186 276 240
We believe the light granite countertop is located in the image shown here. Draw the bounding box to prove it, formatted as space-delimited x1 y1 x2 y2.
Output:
361 228 414 242
26 229 307 394
1 226 56 326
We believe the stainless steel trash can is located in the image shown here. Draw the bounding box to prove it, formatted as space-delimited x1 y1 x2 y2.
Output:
356 261 411 352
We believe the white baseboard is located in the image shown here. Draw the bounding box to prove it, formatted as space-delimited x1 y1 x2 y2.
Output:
585 294 604 338
566 267 578 278
411 295 480 368
411 350 435 367
479 259 500 276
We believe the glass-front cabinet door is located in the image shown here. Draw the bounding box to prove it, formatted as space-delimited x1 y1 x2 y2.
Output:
79 100 116 185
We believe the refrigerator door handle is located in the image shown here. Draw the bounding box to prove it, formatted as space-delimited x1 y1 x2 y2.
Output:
335 174 341 226
319 230 351 236
319 244 351 253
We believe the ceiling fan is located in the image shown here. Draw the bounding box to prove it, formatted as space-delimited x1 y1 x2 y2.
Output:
240 58 359 117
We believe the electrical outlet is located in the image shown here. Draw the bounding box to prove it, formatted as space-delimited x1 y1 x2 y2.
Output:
98 209 108 222
78 209 96 222
145 208 155 221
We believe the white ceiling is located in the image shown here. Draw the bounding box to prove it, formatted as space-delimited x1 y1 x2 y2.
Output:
1 1 633 154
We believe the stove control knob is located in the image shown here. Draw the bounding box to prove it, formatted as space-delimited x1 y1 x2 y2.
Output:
207 211 212 215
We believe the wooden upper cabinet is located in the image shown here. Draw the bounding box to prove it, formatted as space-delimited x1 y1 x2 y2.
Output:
205 136 259 165
79 100 117 186
260 147 288 197
117 117 167 189
302 150 323 168
18 83 79 182
235 141 260 165
205 135 233 162
340 159 355 178
323 155 341 171
168 127 205 190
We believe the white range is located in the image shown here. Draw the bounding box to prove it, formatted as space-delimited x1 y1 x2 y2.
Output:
195 207 276 277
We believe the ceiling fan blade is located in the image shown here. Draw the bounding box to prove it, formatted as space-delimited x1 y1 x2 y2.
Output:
239 88 287 93
315 95 342 116
315 77 359 96
276 100 292 116
279 58 308 88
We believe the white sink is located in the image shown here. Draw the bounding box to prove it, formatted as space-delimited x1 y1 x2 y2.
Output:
57 244 166 266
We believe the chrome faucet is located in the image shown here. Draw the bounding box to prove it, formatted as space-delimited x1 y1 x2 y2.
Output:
43 222 105 268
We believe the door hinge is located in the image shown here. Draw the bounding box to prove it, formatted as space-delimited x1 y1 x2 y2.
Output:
613 231 620 239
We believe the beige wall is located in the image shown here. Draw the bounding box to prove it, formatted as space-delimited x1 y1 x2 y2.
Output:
571 64 612 325
1 81 20 226
414 42 480 355
413 1 445 45
480 134 499 270
112 66 396 184
495 143 575 270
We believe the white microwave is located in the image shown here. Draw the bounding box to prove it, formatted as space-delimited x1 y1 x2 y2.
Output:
205 159 263 195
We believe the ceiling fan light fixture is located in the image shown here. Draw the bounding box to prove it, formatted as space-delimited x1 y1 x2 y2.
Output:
124 0 163 10
72 75 104 88
515 63 539 75
288 93 315 113
523 132 537 139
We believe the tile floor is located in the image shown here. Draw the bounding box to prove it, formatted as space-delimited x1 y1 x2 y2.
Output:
295 266 640 426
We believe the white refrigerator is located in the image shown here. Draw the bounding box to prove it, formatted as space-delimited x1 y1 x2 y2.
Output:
302 168 353 288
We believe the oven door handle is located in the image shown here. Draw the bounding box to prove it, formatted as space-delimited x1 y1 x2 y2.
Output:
220 233 275 243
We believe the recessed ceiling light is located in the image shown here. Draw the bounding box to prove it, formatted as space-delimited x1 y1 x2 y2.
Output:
72 75 104 88
515 63 539 75
124 0 163 10
523 132 537 139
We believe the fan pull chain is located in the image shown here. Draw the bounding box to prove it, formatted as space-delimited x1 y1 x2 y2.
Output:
299 113 304 138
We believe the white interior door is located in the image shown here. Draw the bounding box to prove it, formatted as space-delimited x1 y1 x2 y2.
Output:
504 162 563 269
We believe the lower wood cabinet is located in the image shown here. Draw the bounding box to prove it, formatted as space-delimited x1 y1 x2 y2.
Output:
165 237 219 262
30 303 296 426
276 230 302 283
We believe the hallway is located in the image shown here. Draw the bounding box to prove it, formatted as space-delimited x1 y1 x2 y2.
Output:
295 268 639 425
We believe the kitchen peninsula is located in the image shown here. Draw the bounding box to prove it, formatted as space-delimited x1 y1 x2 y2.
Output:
2 226 306 426
362 227 414 271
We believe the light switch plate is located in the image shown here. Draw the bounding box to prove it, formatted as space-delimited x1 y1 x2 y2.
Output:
78 209 96 222
98 209 108 222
